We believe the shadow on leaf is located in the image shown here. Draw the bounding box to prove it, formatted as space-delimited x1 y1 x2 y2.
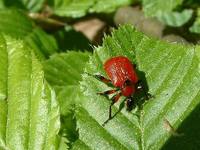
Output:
53 26 92 52
162 103 200 150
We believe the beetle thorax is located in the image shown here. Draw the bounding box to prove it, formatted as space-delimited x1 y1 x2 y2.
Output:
121 84 135 97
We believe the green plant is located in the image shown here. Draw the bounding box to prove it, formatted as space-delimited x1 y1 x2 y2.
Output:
0 35 60 150
44 25 200 149
142 0 200 34
0 1 200 150
75 25 200 149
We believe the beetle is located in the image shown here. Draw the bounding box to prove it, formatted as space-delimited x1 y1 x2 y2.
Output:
90 56 151 125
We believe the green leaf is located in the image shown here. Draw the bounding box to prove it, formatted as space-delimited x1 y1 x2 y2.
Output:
49 0 95 18
89 0 133 14
43 51 90 125
77 25 200 149
0 9 58 60
43 51 90 148
0 35 60 149
43 51 90 92
57 136 69 150
190 8 200 33
48 0 133 18
23 0 45 12
57 86 80 115
143 0 184 17
3 0 45 12
0 33 7 149
71 139 90 150
0 0 5 9
53 26 92 52
0 9 33 38
26 28 59 60
157 9 193 27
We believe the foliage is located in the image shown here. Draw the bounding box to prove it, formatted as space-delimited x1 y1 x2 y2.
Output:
0 0 135 18
190 8 200 33
0 0 200 150
3 0 45 12
43 51 90 148
43 51 90 115
157 9 193 27
53 26 92 52
142 0 184 17
0 9 58 60
77 25 200 149
142 0 200 33
0 34 60 150
48 0 133 18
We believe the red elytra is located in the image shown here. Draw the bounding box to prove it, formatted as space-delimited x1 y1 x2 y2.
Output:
104 56 138 97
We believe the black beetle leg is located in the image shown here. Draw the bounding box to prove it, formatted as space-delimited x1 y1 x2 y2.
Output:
97 89 119 96
126 97 135 111
86 73 113 87
102 92 122 126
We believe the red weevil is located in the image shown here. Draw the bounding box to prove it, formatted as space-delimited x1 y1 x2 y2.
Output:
90 56 151 125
